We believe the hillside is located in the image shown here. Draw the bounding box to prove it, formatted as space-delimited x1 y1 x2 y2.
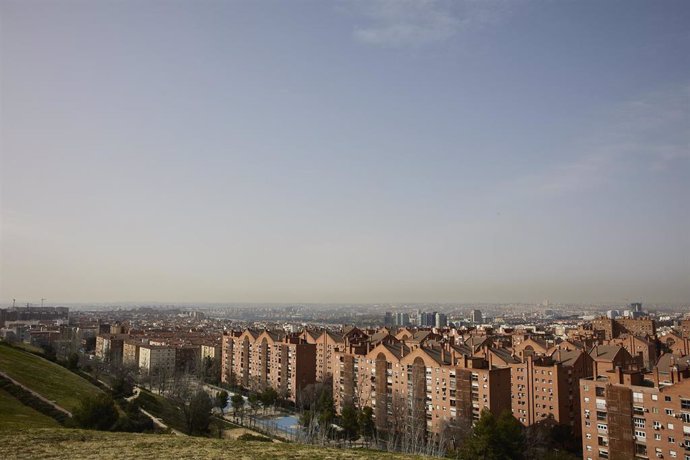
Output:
0 389 60 431
0 343 102 412
0 428 422 460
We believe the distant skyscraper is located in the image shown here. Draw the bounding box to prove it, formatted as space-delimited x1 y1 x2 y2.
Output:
417 311 437 327
393 312 410 327
434 312 447 328
471 309 483 323
384 312 393 327
630 302 643 313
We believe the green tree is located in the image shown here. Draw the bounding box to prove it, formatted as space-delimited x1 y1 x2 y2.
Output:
41 344 57 362
67 352 80 370
314 386 335 434
340 404 359 442
461 409 526 460
111 375 134 399
73 394 119 431
260 387 278 413
460 409 499 459
186 390 213 435
231 393 245 420
215 390 229 416
248 392 261 415
496 410 525 460
358 406 375 445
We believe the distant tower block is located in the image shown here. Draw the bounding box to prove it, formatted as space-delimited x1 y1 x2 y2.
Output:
471 309 482 324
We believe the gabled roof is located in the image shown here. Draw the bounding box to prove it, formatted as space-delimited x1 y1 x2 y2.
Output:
411 330 433 342
301 329 320 341
400 346 451 367
265 330 285 342
324 330 344 343
343 326 365 338
395 327 415 341
238 329 260 341
656 353 690 373
464 335 491 350
589 345 629 362
366 342 409 361
556 339 586 350
518 337 549 352
549 348 584 367
368 331 391 344
490 347 521 365
449 343 474 357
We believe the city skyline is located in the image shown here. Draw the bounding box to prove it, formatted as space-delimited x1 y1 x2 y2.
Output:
1 1 689 304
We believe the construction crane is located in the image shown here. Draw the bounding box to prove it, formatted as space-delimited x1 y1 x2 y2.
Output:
41 298 47 308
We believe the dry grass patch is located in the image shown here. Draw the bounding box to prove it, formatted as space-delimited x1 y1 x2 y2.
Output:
0 428 425 459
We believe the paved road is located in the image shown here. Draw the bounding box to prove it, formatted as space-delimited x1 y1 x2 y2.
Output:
0 370 72 418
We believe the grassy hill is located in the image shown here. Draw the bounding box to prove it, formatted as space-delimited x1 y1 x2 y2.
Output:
0 389 60 431
0 343 102 412
0 428 422 459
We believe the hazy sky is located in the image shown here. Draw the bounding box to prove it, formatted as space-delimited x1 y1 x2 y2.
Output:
1 0 689 305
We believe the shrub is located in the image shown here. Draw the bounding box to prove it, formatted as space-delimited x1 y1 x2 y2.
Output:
72 394 119 431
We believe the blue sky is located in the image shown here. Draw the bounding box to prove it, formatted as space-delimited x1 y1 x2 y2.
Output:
1 0 688 304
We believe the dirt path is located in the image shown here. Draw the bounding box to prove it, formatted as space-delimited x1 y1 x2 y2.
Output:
0 370 72 418
127 387 185 436
137 407 187 436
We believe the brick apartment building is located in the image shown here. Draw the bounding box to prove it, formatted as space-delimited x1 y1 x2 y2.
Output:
220 329 316 403
580 366 690 460
510 349 593 436
333 338 511 439
592 317 656 341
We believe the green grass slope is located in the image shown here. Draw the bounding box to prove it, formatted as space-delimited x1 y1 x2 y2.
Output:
0 343 102 412
0 389 60 431
0 428 423 460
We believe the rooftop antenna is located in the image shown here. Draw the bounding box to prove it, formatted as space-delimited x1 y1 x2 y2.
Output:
41 298 46 307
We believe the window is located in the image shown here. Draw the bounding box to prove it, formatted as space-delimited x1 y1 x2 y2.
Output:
654 434 661 441
633 392 643 403
653 421 662 429
665 396 672 402
669 436 675 443
666 408 674 415
681 399 690 410
634 430 646 439
634 418 645 428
